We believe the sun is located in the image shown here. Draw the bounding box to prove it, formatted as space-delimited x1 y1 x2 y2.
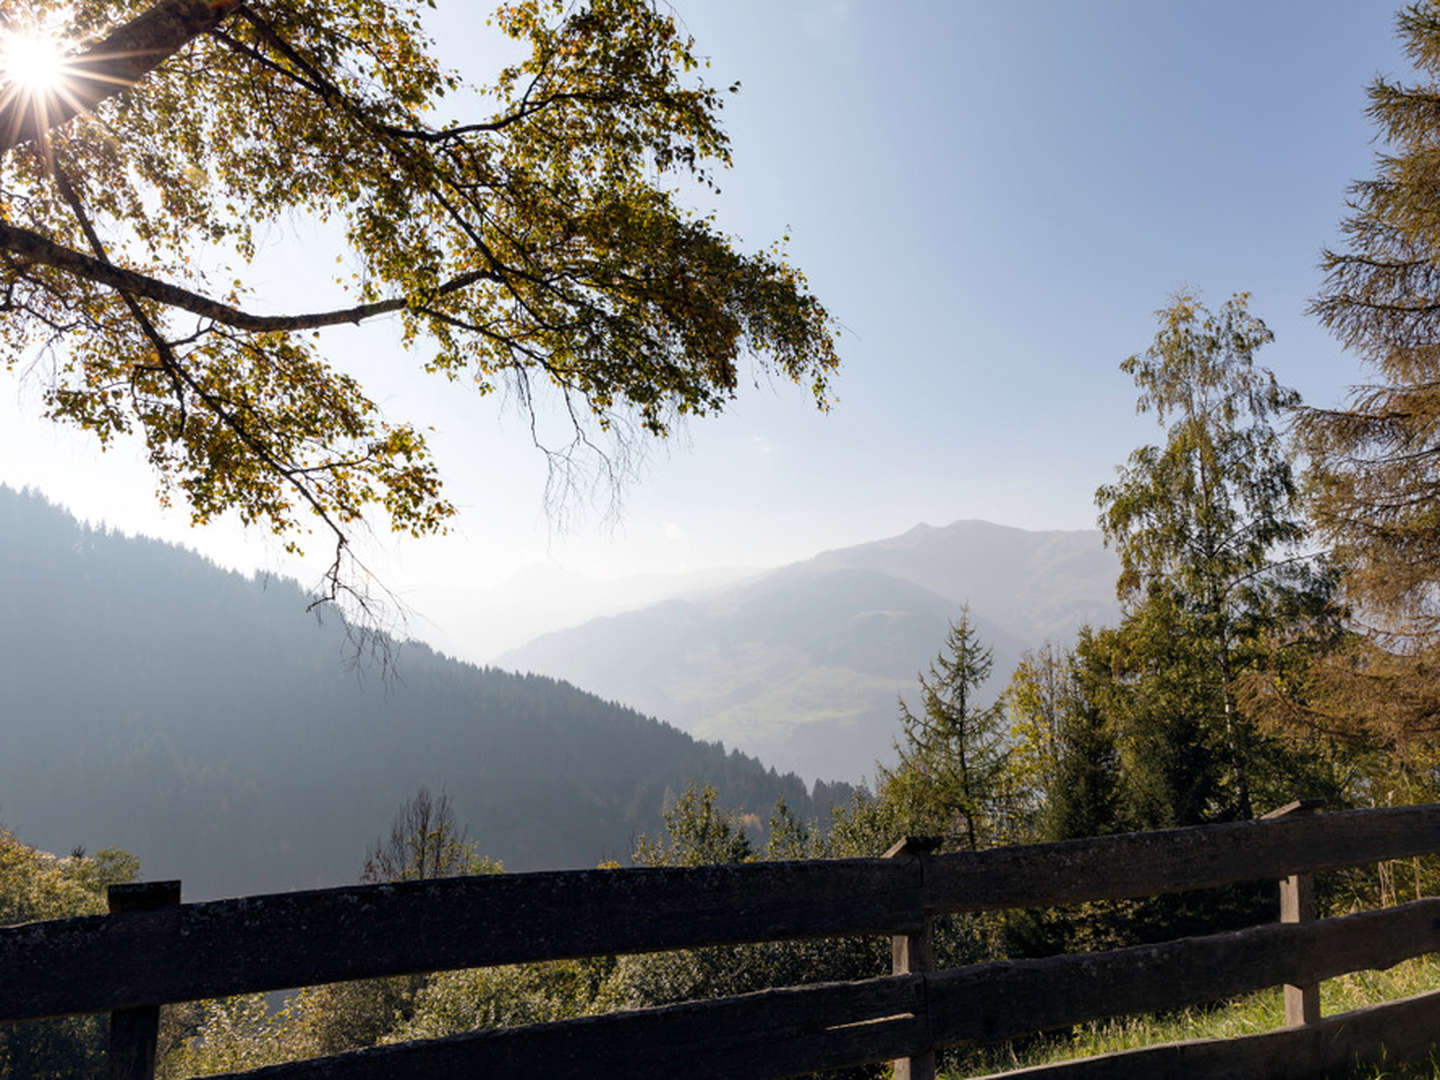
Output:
2 29 68 94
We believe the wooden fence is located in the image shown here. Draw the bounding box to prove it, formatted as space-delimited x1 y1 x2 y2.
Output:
6 801 1440 1079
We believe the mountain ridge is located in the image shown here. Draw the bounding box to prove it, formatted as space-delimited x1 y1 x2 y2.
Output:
0 485 850 900
500 519 1121 782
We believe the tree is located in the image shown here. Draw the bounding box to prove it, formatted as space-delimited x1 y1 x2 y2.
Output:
1075 595 1225 830
880 611 1008 851
1301 3 1440 650
1005 639 1122 843
632 782 754 868
277 787 498 1060
0 831 144 1078
1096 291 1305 819
0 0 839 614
1251 2 1440 767
361 784 495 884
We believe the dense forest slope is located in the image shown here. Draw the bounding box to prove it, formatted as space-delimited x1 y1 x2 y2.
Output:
0 487 849 900
501 521 1119 781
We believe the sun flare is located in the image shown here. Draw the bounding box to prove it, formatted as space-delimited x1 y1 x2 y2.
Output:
2 29 69 95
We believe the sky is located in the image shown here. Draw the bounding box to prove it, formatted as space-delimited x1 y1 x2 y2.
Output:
0 0 1413 661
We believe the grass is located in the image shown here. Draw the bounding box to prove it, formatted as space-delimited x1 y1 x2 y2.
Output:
939 953 1440 1078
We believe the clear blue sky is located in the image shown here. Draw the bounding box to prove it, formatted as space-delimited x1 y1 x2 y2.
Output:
0 0 1410 658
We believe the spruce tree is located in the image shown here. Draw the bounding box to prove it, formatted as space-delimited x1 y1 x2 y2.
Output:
1004 639 1123 842
1043 634 1123 842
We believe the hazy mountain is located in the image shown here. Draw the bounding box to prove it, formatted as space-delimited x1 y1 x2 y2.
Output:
0 486 850 900
500 521 1120 783
808 520 1121 647
417 562 763 663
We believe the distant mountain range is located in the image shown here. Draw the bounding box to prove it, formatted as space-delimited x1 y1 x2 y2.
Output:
0 486 850 900
500 521 1121 783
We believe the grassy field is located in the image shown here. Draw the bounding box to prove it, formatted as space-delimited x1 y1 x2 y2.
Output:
939 953 1440 1078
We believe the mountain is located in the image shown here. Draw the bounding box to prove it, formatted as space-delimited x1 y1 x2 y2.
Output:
807 520 1121 648
500 521 1120 783
416 562 762 663
0 486 850 900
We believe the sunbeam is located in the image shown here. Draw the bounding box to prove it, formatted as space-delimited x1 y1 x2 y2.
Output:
2 29 67 94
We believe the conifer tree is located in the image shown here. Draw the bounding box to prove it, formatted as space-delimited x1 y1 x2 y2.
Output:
1302 3 1440 648
1038 636 1124 841
1076 595 1224 829
1004 640 1123 842
1256 2 1440 765
882 611 1008 851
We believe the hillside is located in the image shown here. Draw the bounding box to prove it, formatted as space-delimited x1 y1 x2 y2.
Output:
0 487 850 900
501 522 1120 782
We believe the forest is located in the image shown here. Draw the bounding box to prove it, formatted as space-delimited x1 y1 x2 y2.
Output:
0 484 855 899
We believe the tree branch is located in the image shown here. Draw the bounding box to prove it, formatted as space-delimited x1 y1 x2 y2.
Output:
0 219 490 330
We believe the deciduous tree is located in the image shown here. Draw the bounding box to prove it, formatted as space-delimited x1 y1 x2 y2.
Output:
361 784 494 884
0 831 143 1077
1097 291 1305 818
0 0 839 615
1251 2 1440 763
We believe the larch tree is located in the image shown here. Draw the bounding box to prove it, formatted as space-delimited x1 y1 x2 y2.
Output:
0 0 839 619
1096 291 1305 820
881 611 1008 852
1268 2 1440 766
1302 2 1440 648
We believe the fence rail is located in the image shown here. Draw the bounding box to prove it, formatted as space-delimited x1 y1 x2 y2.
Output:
5 802 1440 1078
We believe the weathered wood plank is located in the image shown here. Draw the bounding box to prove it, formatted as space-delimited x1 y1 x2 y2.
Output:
927 897 1440 1046
1279 870 1320 1026
198 975 930 1080
971 986 1440 1079
887 837 939 1080
0 859 922 1022
923 803 1440 912
107 881 181 1080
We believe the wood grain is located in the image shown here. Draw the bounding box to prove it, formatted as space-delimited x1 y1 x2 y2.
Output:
923 803 1440 913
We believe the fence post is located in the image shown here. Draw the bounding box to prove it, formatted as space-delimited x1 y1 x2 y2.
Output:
1262 800 1324 1027
885 836 942 1080
108 880 182 1080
